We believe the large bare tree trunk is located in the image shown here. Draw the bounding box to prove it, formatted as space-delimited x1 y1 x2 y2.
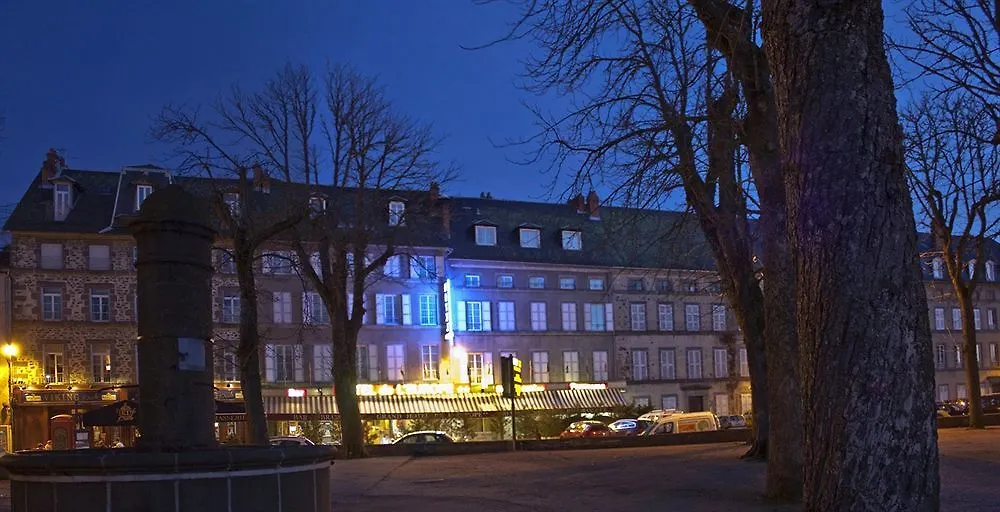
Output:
957 289 985 428
762 0 940 509
334 324 366 458
235 248 269 445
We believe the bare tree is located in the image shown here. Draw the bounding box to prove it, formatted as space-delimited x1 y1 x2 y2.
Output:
898 0 1000 143
152 64 314 445
761 0 940 508
290 65 455 459
486 0 802 499
904 92 1000 428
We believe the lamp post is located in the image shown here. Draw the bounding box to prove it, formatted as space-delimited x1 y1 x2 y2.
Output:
2 342 19 451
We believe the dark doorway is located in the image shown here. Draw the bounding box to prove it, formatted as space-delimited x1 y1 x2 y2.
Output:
687 395 705 412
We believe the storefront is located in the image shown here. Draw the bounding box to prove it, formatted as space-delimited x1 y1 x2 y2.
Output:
12 387 123 450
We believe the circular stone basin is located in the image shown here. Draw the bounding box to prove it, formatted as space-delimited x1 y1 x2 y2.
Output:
0 445 334 512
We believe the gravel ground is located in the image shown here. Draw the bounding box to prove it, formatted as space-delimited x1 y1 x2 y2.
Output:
0 428 995 511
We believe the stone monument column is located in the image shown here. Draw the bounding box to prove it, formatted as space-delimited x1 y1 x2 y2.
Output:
131 184 217 450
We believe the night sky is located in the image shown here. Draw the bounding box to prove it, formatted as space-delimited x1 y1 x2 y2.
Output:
0 1 563 214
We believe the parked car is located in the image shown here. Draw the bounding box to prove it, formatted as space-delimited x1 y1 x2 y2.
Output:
717 415 747 430
608 419 655 436
269 436 315 446
559 421 613 439
392 431 455 445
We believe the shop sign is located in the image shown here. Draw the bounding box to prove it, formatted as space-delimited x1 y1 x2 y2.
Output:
20 390 119 404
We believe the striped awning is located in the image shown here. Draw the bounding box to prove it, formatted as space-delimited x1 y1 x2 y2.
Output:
262 387 628 420
504 387 630 412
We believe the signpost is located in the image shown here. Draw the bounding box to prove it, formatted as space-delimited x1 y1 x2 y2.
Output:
499 355 522 451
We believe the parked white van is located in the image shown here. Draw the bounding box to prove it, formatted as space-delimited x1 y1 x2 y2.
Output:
641 411 719 435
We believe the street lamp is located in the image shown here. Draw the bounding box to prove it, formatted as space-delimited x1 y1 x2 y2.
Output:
2 342 18 452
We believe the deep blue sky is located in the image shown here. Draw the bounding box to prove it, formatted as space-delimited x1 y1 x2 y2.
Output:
0 1 565 212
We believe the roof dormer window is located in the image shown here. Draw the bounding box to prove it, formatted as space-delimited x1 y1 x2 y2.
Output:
986 261 996 282
54 182 72 221
224 192 240 217
519 228 541 248
475 225 497 246
561 230 582 251
388 201 405 226
969 259 977 280
135 184 153 211
309 196 327 216
932 257 944 279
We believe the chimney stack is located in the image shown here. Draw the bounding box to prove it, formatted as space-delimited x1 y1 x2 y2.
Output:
586 190 600 219
569 193 585 213
39 149 65 184
251 163 270 192
429 182 440 203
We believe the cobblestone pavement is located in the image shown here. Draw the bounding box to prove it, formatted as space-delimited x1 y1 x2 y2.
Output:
0 428 995 511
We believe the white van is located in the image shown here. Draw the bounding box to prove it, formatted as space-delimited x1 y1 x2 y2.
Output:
641 411 719 435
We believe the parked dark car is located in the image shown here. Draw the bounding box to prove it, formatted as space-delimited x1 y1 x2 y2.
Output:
982 394 1000 414
717 415 748 430
608 419 654 436
559 421 613 439
392 431 455 445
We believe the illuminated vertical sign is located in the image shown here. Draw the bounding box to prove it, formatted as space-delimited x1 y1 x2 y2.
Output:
443 278 454 345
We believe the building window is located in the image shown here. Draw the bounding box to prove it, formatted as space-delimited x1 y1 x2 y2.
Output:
990 309 997 330
658 304 674 331
714 393 731 416
91 344 112 383
419 294 439 326
561 303 578 331
40 243 63 270
738 348 749 377
90 290 111 322
45 347 65 384
303 292 330 324
217 250 236 274
42 287 62 321
262 252 295 274
88 245 111 270
563 351 580 381
268 345 303 383
656 279 672 293
659 349 676 380
741 393 753 414
475 225 497 246
987 261 996 282
388 201 405 226
712 304 727 331
497 275 514 288
969 260 977 280
584 303 613 331
309 345 332 383
631 349 649 381
952 308 962 329
531 352 550 383
135 184 153 210
957 384 967 400
530 302 547 331
990 343 998 366
376 294 399 324
588 277 605 290
386 344 404 382
464 274 481 288
934 308 946 330
935 344 947 369
357 344 377 382
630 303 647 331
593 351 608 381
634 396 651 408
308 196 327 215
519 228 541 248
686 348 703 379
466 352 484 384
714 348 729 378
559 277 576 290
528 276 545 289
222 292 240 324
661 395 678 411
383 255 403 277
561 230 582 250
54 182 71 221
931 257 944 279
954 345 963 368
685 304 701 331
272 292 292 323
410 255 436 279
627 278 644 291
223 192 240 216
215 344 239 382
497 301 516 331
975 309 982 330
938 384 949 402
422 345 440 380
459 301 491 332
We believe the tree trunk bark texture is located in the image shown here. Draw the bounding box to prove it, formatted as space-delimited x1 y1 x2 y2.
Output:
334 325 367 459
762 1 940 510
958 290 985 428
236 252 270 445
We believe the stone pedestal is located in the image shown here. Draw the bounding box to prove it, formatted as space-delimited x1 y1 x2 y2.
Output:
1 446 333 512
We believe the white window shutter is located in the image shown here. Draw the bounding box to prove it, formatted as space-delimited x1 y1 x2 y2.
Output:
375 294 386 325
312 347 323 383
264 344 276 382
456 301 467 331
363 294 369 324
401 294 412 325
605 303 614 331
483 352 494 385
410 258 420 279
482 302 493 331
584 305 592 331
294 345 304 382
273 293 282 322
368 346 379 381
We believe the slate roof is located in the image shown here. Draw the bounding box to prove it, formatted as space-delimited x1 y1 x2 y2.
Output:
3 169 120 234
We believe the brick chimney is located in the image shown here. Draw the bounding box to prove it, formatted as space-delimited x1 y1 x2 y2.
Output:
429 182 440 203
251 163 270 192
39 149 65 184
568 193 585 214
586 190 600 219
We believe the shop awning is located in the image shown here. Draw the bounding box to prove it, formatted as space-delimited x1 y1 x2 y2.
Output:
82 400 249 426
360 394 501 419
264 395 339 420
504 387 630 412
